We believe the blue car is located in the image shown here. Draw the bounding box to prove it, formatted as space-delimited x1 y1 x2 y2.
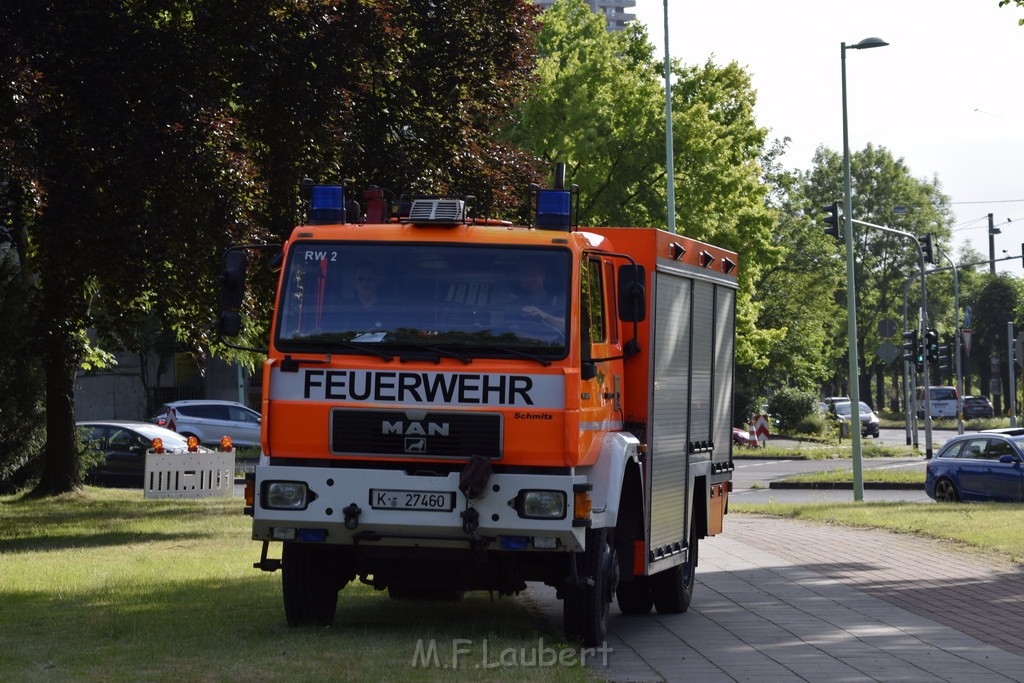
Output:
925 429 1024 502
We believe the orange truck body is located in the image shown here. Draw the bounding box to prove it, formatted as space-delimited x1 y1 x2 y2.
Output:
234 192 738 644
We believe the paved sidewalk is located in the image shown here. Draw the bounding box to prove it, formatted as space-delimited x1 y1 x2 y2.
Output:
530 513 1024 682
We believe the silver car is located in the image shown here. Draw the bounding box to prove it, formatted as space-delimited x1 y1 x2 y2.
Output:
151 400 262 447
830 400 880 438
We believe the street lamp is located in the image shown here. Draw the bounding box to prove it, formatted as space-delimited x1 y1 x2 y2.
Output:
841 36 888 502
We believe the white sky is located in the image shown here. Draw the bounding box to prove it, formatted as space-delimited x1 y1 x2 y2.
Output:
631 1 1024 274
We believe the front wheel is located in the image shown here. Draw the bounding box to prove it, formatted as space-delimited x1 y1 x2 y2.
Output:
563 529 618 646
282 542 344 627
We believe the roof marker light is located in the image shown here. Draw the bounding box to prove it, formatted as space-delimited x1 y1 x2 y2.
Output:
670 242 686 261
309 185 345 224
699 250 716 268
535 190 572 232
722 257 736 274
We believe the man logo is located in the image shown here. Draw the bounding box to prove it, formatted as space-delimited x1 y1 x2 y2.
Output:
381 420 450 437
405 437 427 453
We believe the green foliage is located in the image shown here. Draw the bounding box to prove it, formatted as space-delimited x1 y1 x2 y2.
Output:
0 0 544 495
0 253 45 488
508 0 780 370
769 386 820 432
791 411 833 438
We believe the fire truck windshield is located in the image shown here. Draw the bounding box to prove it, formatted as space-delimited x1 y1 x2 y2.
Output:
275 242 571 358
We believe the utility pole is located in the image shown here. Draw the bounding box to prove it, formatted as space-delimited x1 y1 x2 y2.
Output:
989 213 998 274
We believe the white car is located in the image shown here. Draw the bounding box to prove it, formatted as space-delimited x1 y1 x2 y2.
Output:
830 401 880 438
151 400 262 447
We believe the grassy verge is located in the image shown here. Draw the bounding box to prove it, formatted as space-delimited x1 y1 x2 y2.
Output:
783 466 925 485
732 501 1024 563
736 441 919 459
0 489 585 683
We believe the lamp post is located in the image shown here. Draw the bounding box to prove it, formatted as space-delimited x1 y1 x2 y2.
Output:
662 0 675 233
841 36 888 502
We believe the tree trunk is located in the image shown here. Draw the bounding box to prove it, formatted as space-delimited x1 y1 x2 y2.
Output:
30 334 81 495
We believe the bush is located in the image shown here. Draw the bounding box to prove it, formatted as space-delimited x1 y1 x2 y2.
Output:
769 387 820 433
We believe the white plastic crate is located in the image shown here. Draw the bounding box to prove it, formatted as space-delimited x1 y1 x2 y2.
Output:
144 451 234 499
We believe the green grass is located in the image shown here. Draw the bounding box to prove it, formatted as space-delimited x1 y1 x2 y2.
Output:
732 502 1024 563
0 489 585 682
736 441 919 459
783 466 925 485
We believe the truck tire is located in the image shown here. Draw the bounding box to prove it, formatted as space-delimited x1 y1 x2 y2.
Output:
650 520 697 614
563 528 618 646
616 576 653 615
282 542 341 627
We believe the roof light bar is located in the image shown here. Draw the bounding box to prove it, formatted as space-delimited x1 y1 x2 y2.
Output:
309 185 345 224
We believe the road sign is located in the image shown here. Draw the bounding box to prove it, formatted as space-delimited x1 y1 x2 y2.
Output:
1016 331 1024 369
876 340 900 365
878 318 897 338
961 327 972 355
991 378 1003 396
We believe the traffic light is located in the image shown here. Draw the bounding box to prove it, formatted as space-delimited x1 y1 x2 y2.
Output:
937 343 951 370
901 329 918 363
920 234 935 264
925 328 940 362
822 202 841 240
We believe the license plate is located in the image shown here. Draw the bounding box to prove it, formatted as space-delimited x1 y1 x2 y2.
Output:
369 489 456 511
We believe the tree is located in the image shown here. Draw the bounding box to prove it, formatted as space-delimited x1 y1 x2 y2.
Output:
741 149 844 399
962 274 1023 412
0 0 544 496
507 0 780 369
803 144 953 407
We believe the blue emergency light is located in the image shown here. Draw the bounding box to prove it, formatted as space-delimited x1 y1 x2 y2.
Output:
535 189 572 232
309 185 345 224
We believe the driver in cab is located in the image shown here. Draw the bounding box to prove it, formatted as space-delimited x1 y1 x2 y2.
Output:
512 259 565 334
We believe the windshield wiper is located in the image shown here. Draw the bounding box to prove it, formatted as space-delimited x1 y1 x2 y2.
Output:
466 344 553 367
283 337 394 361
399 345 472 365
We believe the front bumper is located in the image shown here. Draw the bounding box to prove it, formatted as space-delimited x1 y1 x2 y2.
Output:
251 464 589 552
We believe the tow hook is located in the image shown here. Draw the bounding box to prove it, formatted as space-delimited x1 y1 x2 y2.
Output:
343 503 361 530
461 506 480 535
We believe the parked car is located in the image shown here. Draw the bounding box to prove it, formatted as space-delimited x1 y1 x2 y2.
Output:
78 421 210 487
732 427 756 447
829 400 880 438
151 400 261 447
925 430 1024 502
962 395 995 420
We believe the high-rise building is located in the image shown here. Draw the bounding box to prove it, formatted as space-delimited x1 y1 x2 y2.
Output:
533 1 637 33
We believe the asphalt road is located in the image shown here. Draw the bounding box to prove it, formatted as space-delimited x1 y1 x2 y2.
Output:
732 427 936 504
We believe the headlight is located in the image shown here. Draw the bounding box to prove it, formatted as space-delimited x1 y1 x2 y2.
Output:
263 481 312 510
515 490 567 520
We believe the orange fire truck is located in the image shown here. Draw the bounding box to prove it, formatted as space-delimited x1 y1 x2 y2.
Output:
217 168 738 645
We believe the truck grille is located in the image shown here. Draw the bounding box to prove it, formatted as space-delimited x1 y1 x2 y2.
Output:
330 409 502 459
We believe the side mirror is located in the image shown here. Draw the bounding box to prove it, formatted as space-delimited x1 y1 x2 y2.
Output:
999 454 1019 464
618 264 646 323
217 250 248 311
217 311 242 338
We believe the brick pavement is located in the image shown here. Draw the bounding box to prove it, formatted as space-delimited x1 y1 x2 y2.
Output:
527 513 1024 682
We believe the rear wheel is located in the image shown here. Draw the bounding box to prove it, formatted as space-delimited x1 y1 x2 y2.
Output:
934 478 960 503
650 519 697 614
616 576 653 615
563 529 618 646
282 542 343 627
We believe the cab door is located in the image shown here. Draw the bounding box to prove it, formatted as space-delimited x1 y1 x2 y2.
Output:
578 256 622 463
